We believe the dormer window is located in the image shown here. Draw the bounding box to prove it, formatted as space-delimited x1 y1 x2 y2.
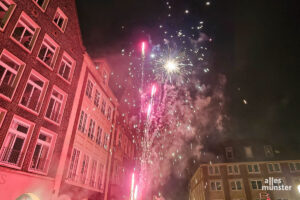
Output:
244 146 253 158
53 8 68 32
264 145 274 158
225 147 233 159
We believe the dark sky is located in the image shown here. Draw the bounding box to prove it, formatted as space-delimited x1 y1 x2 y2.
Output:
76 0 300 198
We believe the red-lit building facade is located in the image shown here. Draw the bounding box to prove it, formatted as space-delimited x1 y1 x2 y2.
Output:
0 0 84 199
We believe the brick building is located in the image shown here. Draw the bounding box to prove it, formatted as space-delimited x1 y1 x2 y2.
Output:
0 0 84 199
189 140 300 200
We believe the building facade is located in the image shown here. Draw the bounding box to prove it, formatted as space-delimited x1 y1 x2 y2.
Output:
0 0 84 199
189 141 300 200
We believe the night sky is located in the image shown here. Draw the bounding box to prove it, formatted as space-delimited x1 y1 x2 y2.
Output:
76 0 300 198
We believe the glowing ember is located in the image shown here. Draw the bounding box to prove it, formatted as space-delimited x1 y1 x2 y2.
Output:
164 59 178 74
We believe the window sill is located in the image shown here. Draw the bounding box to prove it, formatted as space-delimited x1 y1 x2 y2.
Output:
18 104 39 116
57 73 72 84
52 21 65 33
10 36 33 54
44 117 61 126
37 57 54 71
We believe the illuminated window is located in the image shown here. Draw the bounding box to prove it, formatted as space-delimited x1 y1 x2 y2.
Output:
225 147 233 159
267 163 281 173
0 107 6 127
210 180 222 191
244 146 253 158
229 180 242 190
45 86 67 124
208 165 220 175
0 49 25 99
107 106 112 120
0 0 16 31
96 126 102 146
97 163 104 190
80 154 89 184
32 0 49 11
11 12 40 52
0 116 34 168
53 8 68 32
94 90 100 107
20 70 48 113
227 165 239 175
87 118 95 140
37 34 59 69
68 148 80 181
85 80 93 98
250 180 263 190
78 110 87 133
89 160 97 187
248 164 260 174
101 99 106 115
103 133 110 150
58 52 75 82
30 128 56 174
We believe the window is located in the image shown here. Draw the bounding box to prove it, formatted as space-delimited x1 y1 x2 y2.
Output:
107 106 112 120
53 8 68 32
250 180 263 190
244 146 253 158
0 49 25 99
264 145 274 158
88 119 95 140
97 163 104 190
78 110 87 133
30 128 56 174
0 0 16 31
89 160 97 187
267 163 281 173
208 165 220 175
32 0 49 11
80 154 89 184
11 12 40 52
68 148 80 181
0 107 6 127
210 180 222 191
94 90 100 107
45 86 67 124
37 34 59 69
248 164 260 174
289 162 300 172
227 165 239 175
101 99 106 115
230 180 242 190
225 147 233 159
85 80 93 98
58 52 75 82
96 126 102 146
20 70 48 113
0 116 34 168
103 133 110 150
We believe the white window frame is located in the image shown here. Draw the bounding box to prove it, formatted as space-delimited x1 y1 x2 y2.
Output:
0 0 16 31
267 163 281 173
45 85 67 125
53 7 68 32
28 127 57 175
78 110 87 133
10 12 40 53
97 163 104 190
0 107 7 127
229 179 243 191
96 126 102 146
37 34 59 70
67 147 80 182
58 52 75 83
0 49 25 101
0 115 34 169
87 118 95 140
101 99 106 115
94 89 100 107
89 159 97 187
208 165 220 175
209 180 223 191
80 154 89 184
85 79 93 99
19 69 48 114
227 164 240 175
289 162 300 172
244 146 254 158
225 147 233 159
247 164 260 174
32 0 50 11
107 106 112 121
249 179 263 190
103 133 110 150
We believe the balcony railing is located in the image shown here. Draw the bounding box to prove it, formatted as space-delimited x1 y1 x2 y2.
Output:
0 147 23 167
